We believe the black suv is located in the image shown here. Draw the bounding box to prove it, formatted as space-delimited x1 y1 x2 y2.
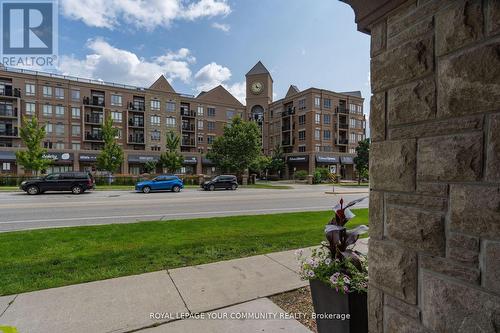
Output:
20 172 95 195
201 175 238 191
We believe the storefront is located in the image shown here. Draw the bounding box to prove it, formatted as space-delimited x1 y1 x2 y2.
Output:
0 151 16 174
182 156 197 174
79 153 99 172
287 155 309 178
202 157 217 176
128 155 160 175
340 156 354 180
43 152 74 173
315 155 339 175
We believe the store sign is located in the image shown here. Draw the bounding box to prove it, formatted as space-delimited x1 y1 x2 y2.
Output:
42 152 73 161
316 156 339 163
128 155 160 163
340 156 354 164
79 154 98 162
287 155 308 163
183 156 197 165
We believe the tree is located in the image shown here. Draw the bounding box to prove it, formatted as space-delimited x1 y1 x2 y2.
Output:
249 154 271 178
354 138 370 185
207 117 261 176
96 115 123 174
143 160 157 174
16 117 52 175
268 144 285 177
160 131 183 174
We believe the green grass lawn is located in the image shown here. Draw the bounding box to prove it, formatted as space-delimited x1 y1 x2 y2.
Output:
0 209 368 296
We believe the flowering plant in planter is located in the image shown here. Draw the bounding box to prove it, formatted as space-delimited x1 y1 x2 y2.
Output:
297 197 369 333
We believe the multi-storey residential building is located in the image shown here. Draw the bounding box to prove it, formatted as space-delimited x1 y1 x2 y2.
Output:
0 62 365 179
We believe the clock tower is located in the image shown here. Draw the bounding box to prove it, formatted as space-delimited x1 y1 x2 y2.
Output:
246 61 273 150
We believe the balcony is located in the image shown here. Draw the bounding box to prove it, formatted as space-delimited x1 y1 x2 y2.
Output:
129 134 145 144
336 138 349 145
85 114 103 125
282 107 295 117
0 108 17 118
83 96 105 107
0 128 18 137
182 124 195 132
181 109 196 117
336 106 349 114
182 138 196 146
128 101 145 112
128 118 144 127
0 88 21 98
85 132 103 141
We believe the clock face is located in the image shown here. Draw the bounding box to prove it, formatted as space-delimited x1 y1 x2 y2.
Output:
251 81 263 94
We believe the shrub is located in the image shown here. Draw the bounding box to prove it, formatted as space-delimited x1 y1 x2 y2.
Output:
313 170 322 184
316 167 330 181
294 170 308 180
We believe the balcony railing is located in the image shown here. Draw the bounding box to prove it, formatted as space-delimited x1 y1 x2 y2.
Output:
338 123 348 129
129 134 145 144
181 138 196 146
128 101 145 111
85 114 103 124
85 132 103 141
0 88 21 98
282 108 295 117
0 128 18 137
128 119 144 127
83 96 105 107
0 108 17 117
336 138 349 145
336 106 349 114
181 109 196 117
182 124 195 132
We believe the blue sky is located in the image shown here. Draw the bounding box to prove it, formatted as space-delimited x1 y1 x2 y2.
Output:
51 0 370 117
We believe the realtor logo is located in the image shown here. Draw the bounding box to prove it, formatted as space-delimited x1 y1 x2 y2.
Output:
1 0 58 67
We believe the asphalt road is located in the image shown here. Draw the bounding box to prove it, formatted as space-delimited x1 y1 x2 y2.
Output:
0 185 369 232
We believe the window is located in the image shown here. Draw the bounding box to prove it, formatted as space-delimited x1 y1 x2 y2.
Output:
314 96 321 108
350 133 356 142
55 142 65 149
166 117 176 128
197 119 204 130
315 144 321 152
71 107 80 119
324 98 332 108
111 111 122 123
72 125 80 136
2 162 11 171
45 122 53 133
111 94 122 106
151 115 161 126
299 115 306 125
151 130 160 141
324 130 331 140
315 129 320 140
324 114 331 124
349 148 356 154
226 110 235 119
72 143 80 150
115 128 122 139
298 130 306 141
55 87 64 100
207 121 215 131
25 84 35 96
25 102 36 115
315 113 321 125
207 107 216 117
207 135 214 144
197 106 204 116
71 89 80 101
43 86 52 97
44 141 52 148
166 101 176 112
55 106 65 117
298 146 306 152
198 134 204 143
151 99 161 110
298 99 306 110
55 124 65 136
43 104 52 117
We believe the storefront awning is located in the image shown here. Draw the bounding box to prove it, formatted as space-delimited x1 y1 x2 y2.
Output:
0 151 16 161
287 155 308 163
183 156 197 165
79 153 98 162
316 155 339 164
202 157 215 165
42 152 74 163
128 155 160 163
340 156 354 164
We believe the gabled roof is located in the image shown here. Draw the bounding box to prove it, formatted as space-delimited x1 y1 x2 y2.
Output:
149 75 176 93
339 90 362 98
285 85 300 98
196 85 244 107
246 61 271 77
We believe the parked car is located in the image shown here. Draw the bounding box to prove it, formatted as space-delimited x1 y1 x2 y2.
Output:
201 175 238 191
135 175 184 193
20 172 95 195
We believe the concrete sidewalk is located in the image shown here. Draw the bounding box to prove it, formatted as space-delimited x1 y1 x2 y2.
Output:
0 239 368 333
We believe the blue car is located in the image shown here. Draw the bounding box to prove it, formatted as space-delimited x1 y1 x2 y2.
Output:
135 175 184 193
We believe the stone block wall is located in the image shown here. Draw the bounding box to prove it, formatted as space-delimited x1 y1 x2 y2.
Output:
366 0 500 332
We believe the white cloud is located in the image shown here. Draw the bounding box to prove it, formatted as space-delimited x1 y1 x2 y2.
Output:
211 22 230 32
61 0 231 30
223 81 245 104
194 62 245 104
58 38 193 86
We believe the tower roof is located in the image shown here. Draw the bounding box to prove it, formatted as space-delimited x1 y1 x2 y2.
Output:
196 85 244 107
246 61 271 77
285 85 300 98
149 75 176 93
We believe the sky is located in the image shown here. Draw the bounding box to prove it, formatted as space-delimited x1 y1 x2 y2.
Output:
39 0 371 124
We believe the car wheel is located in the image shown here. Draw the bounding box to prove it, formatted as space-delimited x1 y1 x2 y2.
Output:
27 185 39 195
142 186 151 194
172 185 181 193
71 185 83 195
231 184 237 190
209 184 215 191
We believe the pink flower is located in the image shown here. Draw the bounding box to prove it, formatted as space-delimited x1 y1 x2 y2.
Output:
343 276 350 284
343 286 349 293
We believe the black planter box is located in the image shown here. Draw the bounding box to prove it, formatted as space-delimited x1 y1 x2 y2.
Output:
309 279 368 333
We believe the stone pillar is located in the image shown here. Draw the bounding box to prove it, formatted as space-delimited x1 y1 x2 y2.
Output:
308 153 315 176
196 157 202 175
73 158 80 172
342 0 500 332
